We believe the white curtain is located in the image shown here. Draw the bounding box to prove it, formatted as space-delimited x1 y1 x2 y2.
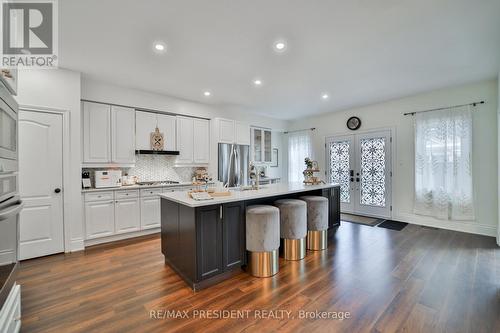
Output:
414 105 474 220
288 132 312 182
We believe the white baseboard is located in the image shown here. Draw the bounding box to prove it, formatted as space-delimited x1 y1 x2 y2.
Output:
84 228 160 247
0 249 15 265
394 213 497 237
69 238 85 252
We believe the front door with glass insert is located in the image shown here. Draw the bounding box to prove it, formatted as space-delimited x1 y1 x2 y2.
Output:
326 130 392 218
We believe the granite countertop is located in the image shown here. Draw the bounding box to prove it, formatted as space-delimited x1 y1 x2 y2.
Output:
81 182 200 193
159 182 339 208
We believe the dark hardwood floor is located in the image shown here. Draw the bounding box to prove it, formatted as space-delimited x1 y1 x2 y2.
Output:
17 222 499 333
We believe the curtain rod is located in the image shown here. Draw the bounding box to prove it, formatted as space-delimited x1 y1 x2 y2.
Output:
283 127 316 134
403 100 484 116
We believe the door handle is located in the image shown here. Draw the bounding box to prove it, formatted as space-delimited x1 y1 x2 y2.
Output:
54 188 61 193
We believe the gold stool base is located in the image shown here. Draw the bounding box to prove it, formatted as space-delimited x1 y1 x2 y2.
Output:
248 249 279 277
307 230 328 250
282 238 306 260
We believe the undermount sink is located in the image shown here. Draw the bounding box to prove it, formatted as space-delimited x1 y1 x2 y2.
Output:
231 185 267 191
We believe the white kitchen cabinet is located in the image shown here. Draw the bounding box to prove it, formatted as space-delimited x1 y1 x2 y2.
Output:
140 197 161 229
251 127 272 163
111 106 135 164
114 198 140 234
176 116 209 165
235 121 250 145
135 111 156 150
83 102 111 163
157 114 177 151
136 111 177 151
82 101 135 166
176 116 194 164
218 118 235 143
193 118 210 164
216 118 250 145
85 200 115 239
264 130 272 162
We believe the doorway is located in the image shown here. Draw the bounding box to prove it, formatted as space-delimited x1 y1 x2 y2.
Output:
18 110 64 260
326 130 392 219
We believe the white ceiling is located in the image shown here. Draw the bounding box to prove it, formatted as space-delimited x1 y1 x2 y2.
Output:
60 0 500 120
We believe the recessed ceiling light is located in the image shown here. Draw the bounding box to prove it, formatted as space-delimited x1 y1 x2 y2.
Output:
273 40 287 52
321 93 329 100
203 91 211 97
253 79 262 86
153 42 166 53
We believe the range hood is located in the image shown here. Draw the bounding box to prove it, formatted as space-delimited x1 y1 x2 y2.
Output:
135 150 180 155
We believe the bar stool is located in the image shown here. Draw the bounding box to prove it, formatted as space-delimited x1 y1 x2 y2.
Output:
274 199 307 260
246 205 280 277
300 196 329 250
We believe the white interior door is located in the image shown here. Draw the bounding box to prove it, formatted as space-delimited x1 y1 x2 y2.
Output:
327 130 392 219
18 110 64 260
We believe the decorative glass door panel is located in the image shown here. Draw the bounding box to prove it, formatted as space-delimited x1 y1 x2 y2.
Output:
326 130 392 218
360 137 386 207
326 135 355 213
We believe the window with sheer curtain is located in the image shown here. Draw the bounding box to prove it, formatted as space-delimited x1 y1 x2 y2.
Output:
288 132 312 182
414 105 474 220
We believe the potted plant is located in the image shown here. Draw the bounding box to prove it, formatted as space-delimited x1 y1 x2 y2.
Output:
304 157 314 182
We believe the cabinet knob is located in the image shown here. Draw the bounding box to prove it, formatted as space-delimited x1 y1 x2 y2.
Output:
54 188 61 193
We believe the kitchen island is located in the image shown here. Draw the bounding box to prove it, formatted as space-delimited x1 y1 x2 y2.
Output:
159 183 340 290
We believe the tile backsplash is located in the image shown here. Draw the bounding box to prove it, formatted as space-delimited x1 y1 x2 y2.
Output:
83 155 196 184
126 155 195 182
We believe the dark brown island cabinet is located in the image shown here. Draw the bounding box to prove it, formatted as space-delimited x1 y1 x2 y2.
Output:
160 185 340 290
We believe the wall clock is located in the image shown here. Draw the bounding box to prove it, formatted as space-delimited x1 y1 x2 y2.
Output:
347 116 361 130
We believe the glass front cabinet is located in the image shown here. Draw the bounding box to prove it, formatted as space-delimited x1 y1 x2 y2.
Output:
251 127 272 163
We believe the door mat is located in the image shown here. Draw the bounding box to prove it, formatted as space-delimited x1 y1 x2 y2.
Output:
377 220 408 231
341 213 385 226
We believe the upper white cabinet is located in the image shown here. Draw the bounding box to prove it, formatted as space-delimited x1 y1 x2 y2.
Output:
82 101 135 166
216 118 250 145
176 116 209 165
218 118 235 143
235 121 251 145
111 106 136 164
176 116 194 164
136 111 176 151
193 118 210 164
83 102 111 163
251 127 272 163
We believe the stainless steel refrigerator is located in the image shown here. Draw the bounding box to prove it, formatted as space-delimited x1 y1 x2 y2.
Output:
218 143 250 187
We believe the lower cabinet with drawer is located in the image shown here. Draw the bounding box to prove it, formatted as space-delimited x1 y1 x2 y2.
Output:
84 189 140 240
85 193 115 239
139 188 163 229
84 187 193 243
115 197 140 234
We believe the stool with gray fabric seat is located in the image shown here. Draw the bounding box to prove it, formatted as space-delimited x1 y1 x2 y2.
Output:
300 196 329 250
246 205 280 277
274 199 307 260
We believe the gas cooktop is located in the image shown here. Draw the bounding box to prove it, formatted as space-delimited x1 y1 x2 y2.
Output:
136 180 180 186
